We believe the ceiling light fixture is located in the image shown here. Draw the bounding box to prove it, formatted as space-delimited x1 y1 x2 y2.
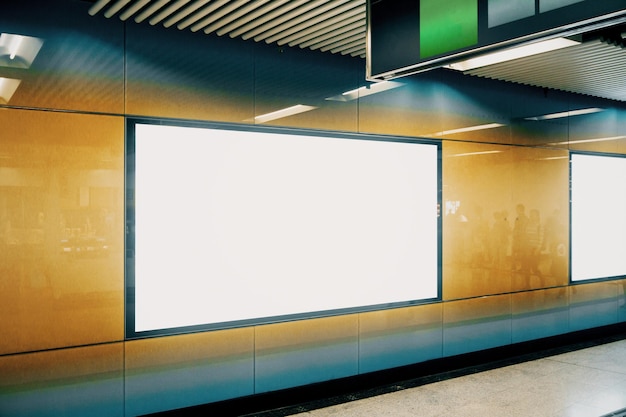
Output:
253 104 318 124
524 107 604 121
445 37 581 71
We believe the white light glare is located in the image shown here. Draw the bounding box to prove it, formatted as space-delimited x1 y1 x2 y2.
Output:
0 77 22 104
548 135 626 146
253 104 317 124
524 107 604 121
0 33 44 69
430 123 505 136
326 81 404 102
450 150 503 157
445 37 581 71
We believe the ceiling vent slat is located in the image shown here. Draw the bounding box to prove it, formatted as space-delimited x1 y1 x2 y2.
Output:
289 9 365 47
263 0 358 45
198 0 273 33
135 0 172 23
163 0 212 28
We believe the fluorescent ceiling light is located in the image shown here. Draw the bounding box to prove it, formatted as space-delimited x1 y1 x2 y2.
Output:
450 150 503 157
429 123 505 136
0 77 21 104
524 107 604 121
0 33 44 69
548 135 626 146
253 104 318 124
326 81 403 102
445 37 580 71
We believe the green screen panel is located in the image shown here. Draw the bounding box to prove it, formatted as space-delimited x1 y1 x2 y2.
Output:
420 0 478 59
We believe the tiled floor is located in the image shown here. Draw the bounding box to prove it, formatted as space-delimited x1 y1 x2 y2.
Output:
275 337 626 417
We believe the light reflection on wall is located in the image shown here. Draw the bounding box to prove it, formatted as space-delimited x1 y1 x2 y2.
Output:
0 109 124 355
443 142 570 300
0 33 44 69
0 1 625 414
0 33 43 104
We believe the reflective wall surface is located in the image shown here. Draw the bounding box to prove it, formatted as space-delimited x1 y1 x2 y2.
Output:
0 109 124 356
1 0 626 415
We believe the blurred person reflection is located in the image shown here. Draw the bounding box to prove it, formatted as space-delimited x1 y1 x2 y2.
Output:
512 203 529 272
469 204 489 268
489 210 511 270
526 209 543 281
543 209 567 281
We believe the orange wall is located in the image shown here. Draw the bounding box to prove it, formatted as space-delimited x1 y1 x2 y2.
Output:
1 1 625 416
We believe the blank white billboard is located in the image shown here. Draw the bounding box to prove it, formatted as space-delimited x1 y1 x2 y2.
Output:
571 153 626 282
131 123 440 334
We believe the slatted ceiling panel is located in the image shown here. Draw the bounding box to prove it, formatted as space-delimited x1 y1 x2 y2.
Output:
286 9 365 47
464 38 626 102
88 0 367 57
87 0 626 100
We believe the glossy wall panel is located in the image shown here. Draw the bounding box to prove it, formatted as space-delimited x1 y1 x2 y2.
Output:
510 88 572 147
619 279 626 323
255 315 359 394
0 108 124 354
355 73 442 137
512 288 569 343
443 141 514 300
443 295 512 357
252 45 360 132
0 343 123 417
508 146 570 291
568 106 626 153
434 70 512 144
569 282 622 332
442 141 569 300
2 1 626 414
0 0 124 113
358 304 443 374
124 329 254 416
125 23 255 123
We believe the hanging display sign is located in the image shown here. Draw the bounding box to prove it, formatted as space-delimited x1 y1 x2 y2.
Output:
367 0 626 80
